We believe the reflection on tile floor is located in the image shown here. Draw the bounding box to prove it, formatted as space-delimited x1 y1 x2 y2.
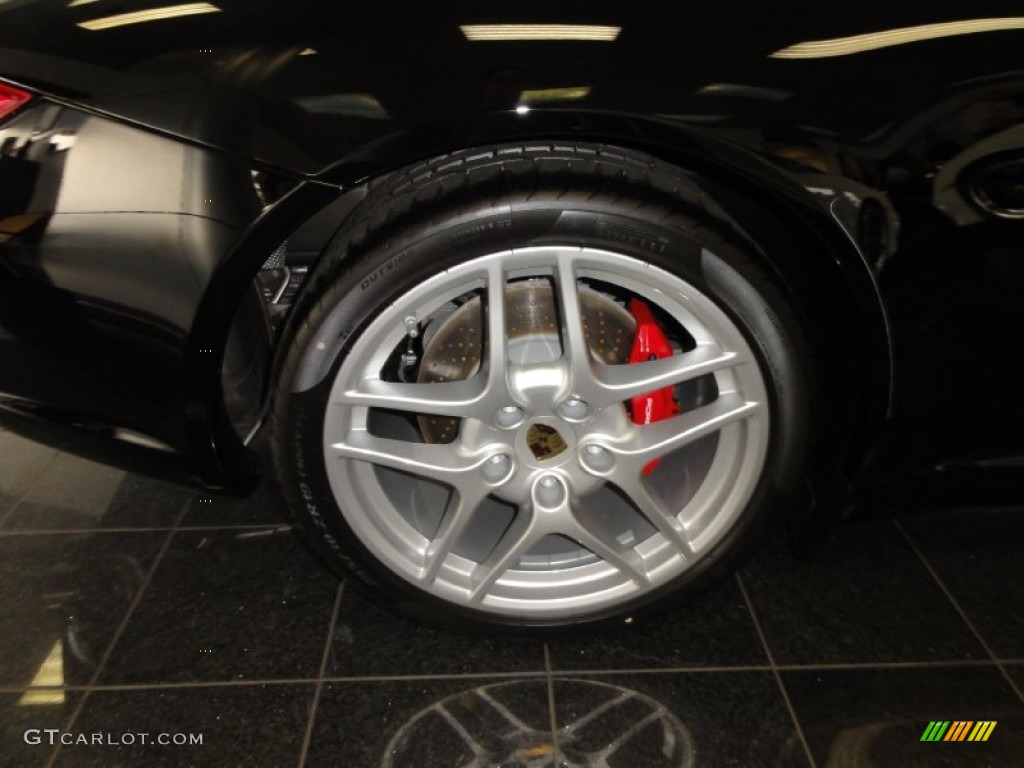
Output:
553 674 810 767
0 429 1021 767
0 431 58 523
306 678 553 768
0 533 167 689
5 460 189 531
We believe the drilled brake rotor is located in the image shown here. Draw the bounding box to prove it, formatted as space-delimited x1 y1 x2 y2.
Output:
416 280 636 443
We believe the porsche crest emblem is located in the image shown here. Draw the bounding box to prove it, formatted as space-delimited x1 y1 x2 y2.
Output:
526 423 568 461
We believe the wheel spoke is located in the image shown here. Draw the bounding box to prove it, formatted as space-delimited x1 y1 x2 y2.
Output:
566 514 651 585
422 487 489 582
554 252 593 388
469 508 539 602
614 475 693 558
330 433 485 485
485 262 509 391
586 343 739 407
614 392 760 465
336 377 487 417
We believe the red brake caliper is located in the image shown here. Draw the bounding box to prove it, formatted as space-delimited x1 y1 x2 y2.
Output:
626 298 680 476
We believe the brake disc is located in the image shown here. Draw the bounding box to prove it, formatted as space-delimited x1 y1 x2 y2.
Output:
416 280 636 443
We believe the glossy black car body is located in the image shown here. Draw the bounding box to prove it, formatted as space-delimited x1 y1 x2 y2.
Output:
1 1 1023 539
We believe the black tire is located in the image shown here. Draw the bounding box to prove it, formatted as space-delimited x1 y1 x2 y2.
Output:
271 142 814 633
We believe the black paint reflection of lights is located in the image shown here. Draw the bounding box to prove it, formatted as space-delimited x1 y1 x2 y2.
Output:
460 24 620 42
294 93 389 120
771 18 1024 58
518 86 591 103
695 83 792 101
77 2 221 31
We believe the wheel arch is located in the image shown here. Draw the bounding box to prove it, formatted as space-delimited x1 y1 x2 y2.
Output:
196 111 892 530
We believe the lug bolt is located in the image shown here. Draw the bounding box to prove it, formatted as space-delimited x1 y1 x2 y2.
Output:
535 474 566 507
495 405 524 428
482 453 512 482
560 397 588 420
581 444 614 472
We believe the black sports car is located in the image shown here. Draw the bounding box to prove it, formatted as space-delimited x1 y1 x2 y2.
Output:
1 2 1023 631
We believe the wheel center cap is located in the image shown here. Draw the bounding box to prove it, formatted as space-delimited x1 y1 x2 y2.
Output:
525 422 568 462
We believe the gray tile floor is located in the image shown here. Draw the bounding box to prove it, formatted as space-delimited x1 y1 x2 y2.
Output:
1 428 1023 767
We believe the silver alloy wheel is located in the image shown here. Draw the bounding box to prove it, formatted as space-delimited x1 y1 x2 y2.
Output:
323 246 770 618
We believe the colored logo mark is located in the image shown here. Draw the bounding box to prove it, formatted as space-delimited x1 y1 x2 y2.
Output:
526 423 568 461
920 720 997 742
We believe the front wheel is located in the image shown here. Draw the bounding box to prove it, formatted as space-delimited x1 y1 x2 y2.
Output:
272 143 813 632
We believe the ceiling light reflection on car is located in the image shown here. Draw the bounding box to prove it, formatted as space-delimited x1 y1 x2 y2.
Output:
294 93 389 120
460 24 620 42
696 83 792 101
518 86 591 103
0 0 42 9
772 17 1024 58
77 2 221 31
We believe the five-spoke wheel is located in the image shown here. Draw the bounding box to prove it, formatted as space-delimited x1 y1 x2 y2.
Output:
273 143 811 631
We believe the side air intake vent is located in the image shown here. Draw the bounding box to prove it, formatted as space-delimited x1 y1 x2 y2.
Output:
967 155 1024 219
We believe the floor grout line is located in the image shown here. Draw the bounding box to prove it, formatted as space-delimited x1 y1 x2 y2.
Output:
543 643 562 765
5 657 1018 695
0 670 554 695
0 448 62 529
549 658 1011 674
0 523 292 536
737 572 817 768
43 500 189 768
297 581 345 768
895 519 1024 706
